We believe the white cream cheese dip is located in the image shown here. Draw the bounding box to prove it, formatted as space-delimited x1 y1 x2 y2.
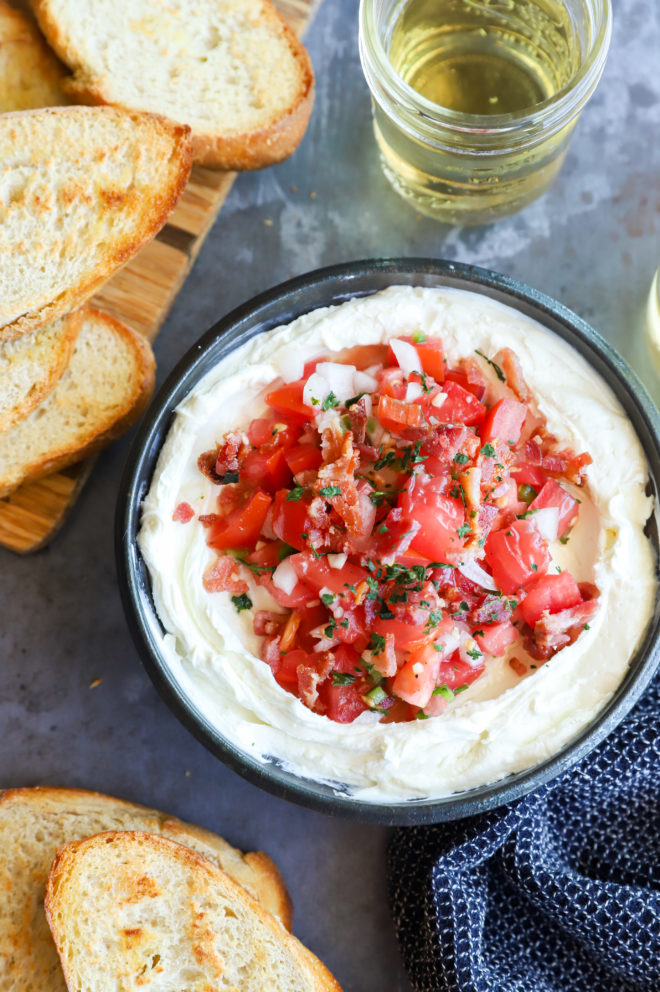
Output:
139 287 657 802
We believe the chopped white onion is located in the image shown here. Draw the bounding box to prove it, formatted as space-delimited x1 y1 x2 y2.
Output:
458 559 499 591
362 393 373 418
272 557 298 595
405 381 423 403
303 371 331 409
433 631 461 659
431 391 448 408
354 370 379 394
391 338 422 376
531 506 560 543
316 362 358 402
276 351 305 383
327 552 347 569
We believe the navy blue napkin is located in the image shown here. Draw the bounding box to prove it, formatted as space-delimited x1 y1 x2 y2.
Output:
388 675 660 992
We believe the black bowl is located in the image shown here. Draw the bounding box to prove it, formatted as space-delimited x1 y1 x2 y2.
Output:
116 258 660 825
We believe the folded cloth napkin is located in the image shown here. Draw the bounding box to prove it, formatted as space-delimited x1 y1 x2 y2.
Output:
388 675 659 992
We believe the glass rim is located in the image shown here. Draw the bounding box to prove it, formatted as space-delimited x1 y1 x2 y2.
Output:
359 0 613 137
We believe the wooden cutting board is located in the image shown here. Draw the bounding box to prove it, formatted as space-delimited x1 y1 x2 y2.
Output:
0 0 318 554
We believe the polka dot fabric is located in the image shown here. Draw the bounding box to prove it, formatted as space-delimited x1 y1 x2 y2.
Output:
388 675 660 992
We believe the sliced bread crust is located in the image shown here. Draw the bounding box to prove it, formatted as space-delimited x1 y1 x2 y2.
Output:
30 0 314 170
0 307 155 497
0 309 82 434
0 105 192 342
45 831 341 992
0 786 293 992
0 0 69 110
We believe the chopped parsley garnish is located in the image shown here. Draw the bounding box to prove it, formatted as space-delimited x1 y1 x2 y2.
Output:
466 647 482 661
286 487 306 502
324 619 337 638
321 592 335 606
412 330 427 343
321 391 339 411
345 392 366 408
530 562 539 571
368 632 386 655
319 485 342 498
415 710 429 720
433 684 454 701
231 593 252 613
331 671 356 686
453 452 470 465
377 523 389 534
480 442 496 458
457 524 472 538
560 535 570 545
277 543 297 561
425 609 444 631
583 624 591 630
475 349 506 382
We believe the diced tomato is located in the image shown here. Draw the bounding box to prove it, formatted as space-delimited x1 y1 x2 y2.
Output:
483 519 551 593
284 442 323 476
271 490 313 550
435 651 485 692
444 359 488 400
519 571 582 627
265 379 315 424
241 448 292 492
289 551 369 597
481 398 527 445
260 573 317 609
398 479 466 561
323 681 370 723
274 648 309 687
391 642 441 708
172 501 194 523
378 367 407 400
386 335 446 381
371 617 431 651
529 480 579 537
377 394 425 433
474 621 518 656
337 343 389 370
512 462 548 491
433 381 487 427
247 417 300 451
202 554 249 594
205 489 272 550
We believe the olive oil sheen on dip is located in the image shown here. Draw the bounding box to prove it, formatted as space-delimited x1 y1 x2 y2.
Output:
359 0 612 223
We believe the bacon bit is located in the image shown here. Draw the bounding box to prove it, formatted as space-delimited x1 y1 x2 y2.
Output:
198 448 224 483
530 599 600 659
347 397 369 444
460 466 482 547
261 636 281 673
216 430 250 474
202 555 249 594
578 582 600 601
172 501 194 523
509 656 527 677
253 610 286 637
315 429 365 536
280 611 301 652
495 348 531 402
298 652 334 710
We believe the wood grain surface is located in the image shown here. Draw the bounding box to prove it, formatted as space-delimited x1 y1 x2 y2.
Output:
0 0 318 554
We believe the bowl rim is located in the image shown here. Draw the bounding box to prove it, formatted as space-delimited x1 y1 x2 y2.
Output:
116 257 660 826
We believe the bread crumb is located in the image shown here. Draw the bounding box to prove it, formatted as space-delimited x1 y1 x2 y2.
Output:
264 219 273 226
89 678 102 689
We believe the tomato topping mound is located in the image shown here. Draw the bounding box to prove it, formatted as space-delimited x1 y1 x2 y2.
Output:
193 337 598 724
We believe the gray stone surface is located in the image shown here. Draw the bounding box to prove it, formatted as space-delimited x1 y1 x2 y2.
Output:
0 2 658 990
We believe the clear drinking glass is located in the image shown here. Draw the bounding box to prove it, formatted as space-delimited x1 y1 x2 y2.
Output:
359 0 612 224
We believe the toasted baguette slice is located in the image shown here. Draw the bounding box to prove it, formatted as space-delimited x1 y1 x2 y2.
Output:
0 307 155 497
0 0 69 109
0 309 82 434
31 0 314 170
0 105 191 341
0 787 293 992
46 831 341 992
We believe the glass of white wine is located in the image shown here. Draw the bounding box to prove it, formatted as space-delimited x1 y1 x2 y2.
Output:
359 0 612 224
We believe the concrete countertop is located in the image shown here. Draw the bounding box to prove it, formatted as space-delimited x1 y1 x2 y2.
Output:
1 1 658 990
